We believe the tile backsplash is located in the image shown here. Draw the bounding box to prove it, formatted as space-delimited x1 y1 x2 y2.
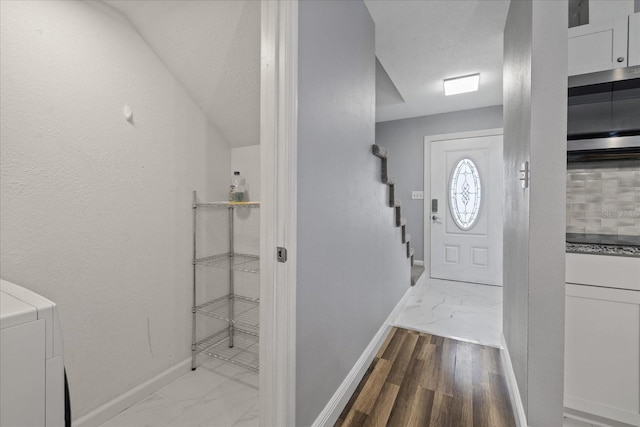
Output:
566 159 640 236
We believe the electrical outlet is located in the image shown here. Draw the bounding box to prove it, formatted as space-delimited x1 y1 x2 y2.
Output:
411 191 424 200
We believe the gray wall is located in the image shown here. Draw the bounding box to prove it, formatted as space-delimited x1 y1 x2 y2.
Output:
503 1 567 426
296 1 410 425
375 106 503 262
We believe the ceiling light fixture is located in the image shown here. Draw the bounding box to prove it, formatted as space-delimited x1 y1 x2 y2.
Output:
443 73 480 96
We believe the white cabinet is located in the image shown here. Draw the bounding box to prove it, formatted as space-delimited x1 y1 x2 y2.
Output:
566 253 640 291
568 16 629 76
565 254 640 426
565 284 640 426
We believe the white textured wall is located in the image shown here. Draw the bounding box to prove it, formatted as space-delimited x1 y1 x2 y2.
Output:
296 1 411 425
0 0 230 419
104 0 261 148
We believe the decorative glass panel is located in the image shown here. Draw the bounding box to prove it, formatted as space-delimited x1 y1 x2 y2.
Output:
449 158 482 230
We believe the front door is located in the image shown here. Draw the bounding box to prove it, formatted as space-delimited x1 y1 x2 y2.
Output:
429 132 503 286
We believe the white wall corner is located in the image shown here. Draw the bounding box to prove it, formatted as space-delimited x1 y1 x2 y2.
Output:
73 358 191 427
310 286 413 427
501 334 529 427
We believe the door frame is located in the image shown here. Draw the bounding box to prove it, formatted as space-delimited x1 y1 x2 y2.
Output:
423 128 503 277
260 0 298 425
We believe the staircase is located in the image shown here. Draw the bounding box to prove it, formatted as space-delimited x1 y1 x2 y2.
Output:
372 144 416 283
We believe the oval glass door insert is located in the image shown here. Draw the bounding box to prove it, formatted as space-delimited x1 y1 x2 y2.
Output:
449 158 482 230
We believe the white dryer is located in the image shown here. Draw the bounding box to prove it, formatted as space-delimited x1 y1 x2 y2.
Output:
1 279 68 427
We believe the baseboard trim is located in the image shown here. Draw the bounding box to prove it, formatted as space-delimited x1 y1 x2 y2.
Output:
564 397 640 426
500 334 528 427
564 407 638 427
73 357 191 427
311 286 413 427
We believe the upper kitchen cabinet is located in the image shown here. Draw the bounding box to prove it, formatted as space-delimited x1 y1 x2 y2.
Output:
568 0 639 76
568 17 629 76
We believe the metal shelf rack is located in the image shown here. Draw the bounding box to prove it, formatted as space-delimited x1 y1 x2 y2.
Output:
191 191 260 372
194 294 259 336
194 329 259 373
195 253 260 273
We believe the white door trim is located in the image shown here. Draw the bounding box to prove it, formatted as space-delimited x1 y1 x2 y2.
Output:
260 1 297 426
423 128 503 277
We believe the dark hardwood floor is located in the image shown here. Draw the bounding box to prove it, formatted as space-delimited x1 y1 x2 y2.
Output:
336 327 516 427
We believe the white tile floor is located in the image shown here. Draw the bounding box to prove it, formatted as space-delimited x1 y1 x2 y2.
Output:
394 277 503 347
99 358 258 427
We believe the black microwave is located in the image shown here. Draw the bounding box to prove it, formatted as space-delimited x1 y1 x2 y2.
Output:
567 65 640 160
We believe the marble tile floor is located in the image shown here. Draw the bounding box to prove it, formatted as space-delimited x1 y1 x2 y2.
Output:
99 358 258 427
394 276 504 348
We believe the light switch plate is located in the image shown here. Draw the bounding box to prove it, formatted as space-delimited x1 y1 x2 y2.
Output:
411 191 424 200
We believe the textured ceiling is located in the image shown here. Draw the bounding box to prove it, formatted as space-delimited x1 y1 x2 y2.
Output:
365 0 510 122
104 0 260 147
104 0 509 143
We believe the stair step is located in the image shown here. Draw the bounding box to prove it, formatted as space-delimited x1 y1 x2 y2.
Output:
372 144 388 159
371 144 414 272
380 158 388 183
387 182 395 206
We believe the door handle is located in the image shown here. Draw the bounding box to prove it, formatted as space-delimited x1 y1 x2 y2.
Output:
432 215 442 223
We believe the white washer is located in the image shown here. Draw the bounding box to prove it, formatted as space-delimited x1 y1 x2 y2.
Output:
1 279 67 427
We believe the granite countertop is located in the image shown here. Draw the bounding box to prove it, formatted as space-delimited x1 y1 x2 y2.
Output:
566 242 640 257
565 233 640 257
